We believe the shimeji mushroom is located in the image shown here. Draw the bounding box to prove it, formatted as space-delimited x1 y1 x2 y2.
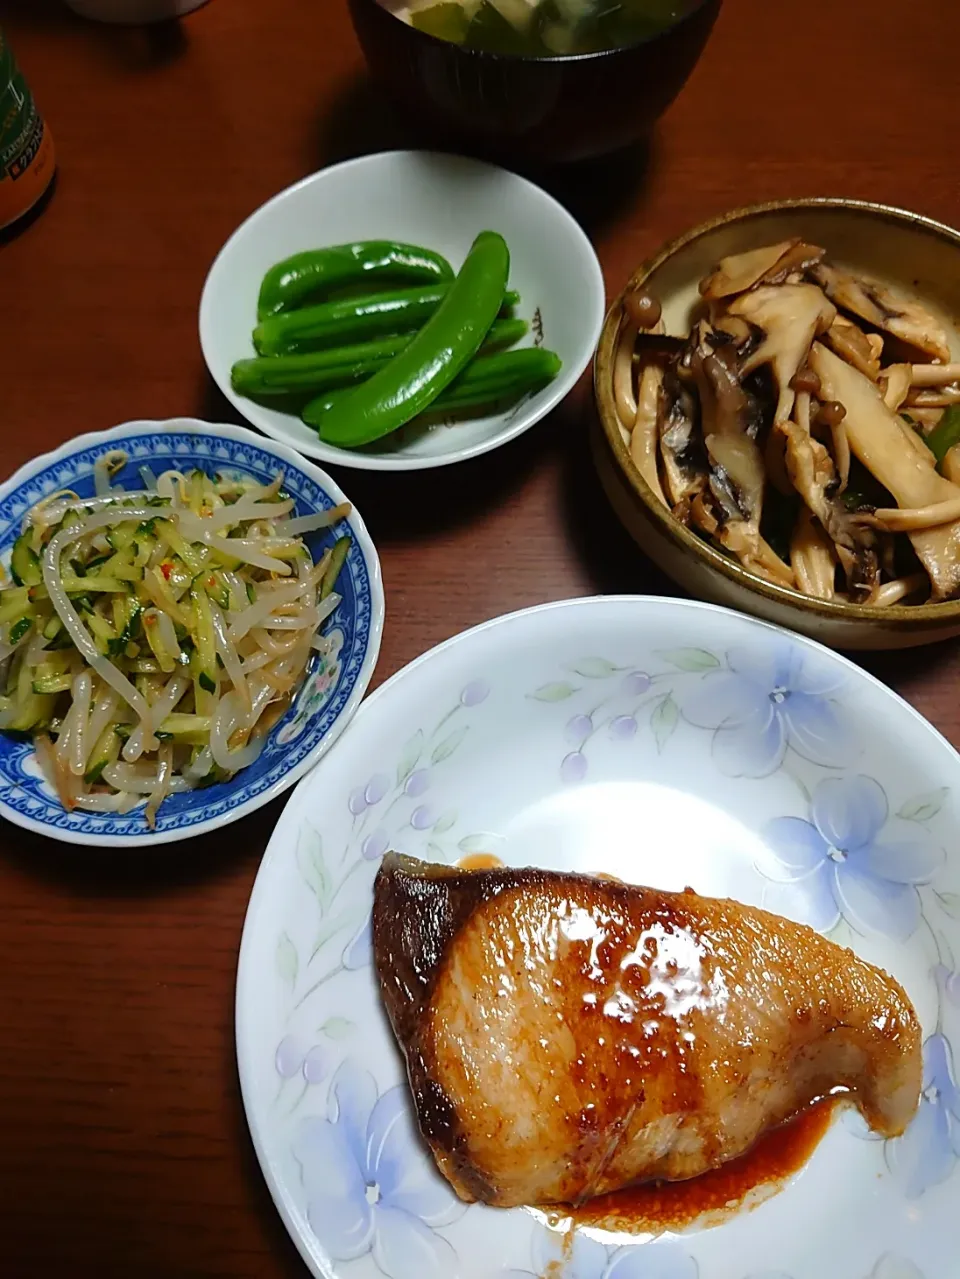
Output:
810 343 960 599
614 236 960 605
880 363 913 411
631 359 667 506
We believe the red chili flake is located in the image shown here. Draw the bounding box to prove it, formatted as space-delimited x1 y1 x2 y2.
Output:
160 562 172 580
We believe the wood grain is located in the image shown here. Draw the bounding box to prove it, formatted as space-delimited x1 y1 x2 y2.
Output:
1 0 959 1274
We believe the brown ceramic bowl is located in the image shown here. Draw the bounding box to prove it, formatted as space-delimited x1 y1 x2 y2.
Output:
346 0 722 166
593 198 960 651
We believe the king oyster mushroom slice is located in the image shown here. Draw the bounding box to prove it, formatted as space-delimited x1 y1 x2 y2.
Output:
810 342 960 599
728 284 837 426
812 263 952 364
756 240 826 287
791 506 838 600
823 314 884 380
699 239 801 300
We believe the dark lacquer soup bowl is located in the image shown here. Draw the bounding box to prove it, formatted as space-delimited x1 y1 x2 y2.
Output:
347 0 723 165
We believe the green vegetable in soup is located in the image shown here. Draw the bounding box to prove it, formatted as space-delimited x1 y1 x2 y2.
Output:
396 0 695 57
411 1 472 41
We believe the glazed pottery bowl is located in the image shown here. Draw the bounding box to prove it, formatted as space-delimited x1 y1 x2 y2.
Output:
594 198 960 651
346 0 722 165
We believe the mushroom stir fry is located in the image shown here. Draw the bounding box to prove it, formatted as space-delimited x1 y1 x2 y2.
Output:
614 240 960 605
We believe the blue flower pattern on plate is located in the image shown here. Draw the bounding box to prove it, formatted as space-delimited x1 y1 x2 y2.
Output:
255 621 958 1278
681 644 852 777
504 1225 699 1279
744 1263 924 1279
886 1032 960 1198
293 1061 464 1279
0 427 376 839
761 776 944 940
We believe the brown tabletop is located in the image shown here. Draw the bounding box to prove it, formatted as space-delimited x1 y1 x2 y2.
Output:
2 0 960 1275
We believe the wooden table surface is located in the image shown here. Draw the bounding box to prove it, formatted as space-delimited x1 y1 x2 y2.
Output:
2 0 960 1274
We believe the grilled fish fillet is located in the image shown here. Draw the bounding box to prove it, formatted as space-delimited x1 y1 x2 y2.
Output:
373 854 921 1208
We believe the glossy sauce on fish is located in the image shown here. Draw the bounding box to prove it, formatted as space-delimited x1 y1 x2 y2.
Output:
374 855 921 1212
562 1095 836 1234
456 853 505 870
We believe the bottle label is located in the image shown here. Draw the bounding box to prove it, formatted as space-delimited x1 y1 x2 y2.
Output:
0 31 55 230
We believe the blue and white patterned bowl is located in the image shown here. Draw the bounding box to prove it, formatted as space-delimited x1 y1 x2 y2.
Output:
237 597 958 1279
0 419 384 846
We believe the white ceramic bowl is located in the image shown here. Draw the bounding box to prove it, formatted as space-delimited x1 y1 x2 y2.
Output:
0 419 384 846
200 151 605 471
236 596 959 1279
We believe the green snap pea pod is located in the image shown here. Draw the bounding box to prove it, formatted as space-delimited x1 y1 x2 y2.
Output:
256 241 455 321
234 333 413 397
310 231 511 448
304 346 561 431
254 284 521 357
254 284 447 357
925 405 960 466
232 318 528 399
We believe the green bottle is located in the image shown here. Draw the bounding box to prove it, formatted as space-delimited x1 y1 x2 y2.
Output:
0 29 55 231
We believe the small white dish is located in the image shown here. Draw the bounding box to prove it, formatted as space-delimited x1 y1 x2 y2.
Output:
199 151 605 471
0 419 384 846
237 596 959 1279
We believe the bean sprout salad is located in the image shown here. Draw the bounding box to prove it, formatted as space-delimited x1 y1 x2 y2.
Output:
0 451 351 826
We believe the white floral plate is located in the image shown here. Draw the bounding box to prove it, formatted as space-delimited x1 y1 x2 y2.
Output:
236 598 960 1279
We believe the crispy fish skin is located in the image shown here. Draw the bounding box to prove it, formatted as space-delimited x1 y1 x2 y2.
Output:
373 854 922 1209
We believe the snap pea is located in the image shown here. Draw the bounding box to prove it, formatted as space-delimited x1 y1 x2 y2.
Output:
232 317 528 399
925 405 960 467
257 242 455 320
311 231 511 448
304 346 562 432
254 284 448 357
253 284 521 357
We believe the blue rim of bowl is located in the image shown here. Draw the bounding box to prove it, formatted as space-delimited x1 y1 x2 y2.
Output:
0 418 385 847
198 151 606 472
